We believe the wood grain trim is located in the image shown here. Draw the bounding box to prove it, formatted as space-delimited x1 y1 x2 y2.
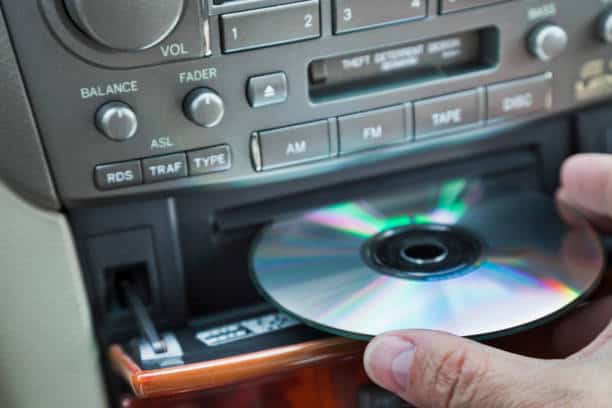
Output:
109 337 366 399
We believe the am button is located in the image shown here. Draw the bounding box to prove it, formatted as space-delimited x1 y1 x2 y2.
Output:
253 120 331 171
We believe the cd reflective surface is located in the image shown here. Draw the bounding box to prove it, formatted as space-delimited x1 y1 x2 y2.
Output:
251 179 605 340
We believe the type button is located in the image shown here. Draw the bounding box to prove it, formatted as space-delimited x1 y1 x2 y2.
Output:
188 145 232 175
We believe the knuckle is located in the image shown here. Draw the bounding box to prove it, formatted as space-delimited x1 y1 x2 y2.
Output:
424 347 490 408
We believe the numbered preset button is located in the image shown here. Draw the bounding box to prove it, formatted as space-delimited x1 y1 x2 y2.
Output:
334 0 426 34
221 0 320 53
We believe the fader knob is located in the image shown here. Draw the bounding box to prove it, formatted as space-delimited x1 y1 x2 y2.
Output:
64 0 184 51
183 88 225 128
528 23 568 62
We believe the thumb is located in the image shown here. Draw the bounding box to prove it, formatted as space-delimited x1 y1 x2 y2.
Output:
364 330 582 408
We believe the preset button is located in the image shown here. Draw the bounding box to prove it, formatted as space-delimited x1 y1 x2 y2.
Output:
334 0 426 34
188 145 232 175
221 0 320 53
95 161 142 190
142 153 188 183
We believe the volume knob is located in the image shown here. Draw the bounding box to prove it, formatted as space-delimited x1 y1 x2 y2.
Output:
65 0 185 51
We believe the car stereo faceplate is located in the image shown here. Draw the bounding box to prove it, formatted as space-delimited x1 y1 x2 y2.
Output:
2 0 611 205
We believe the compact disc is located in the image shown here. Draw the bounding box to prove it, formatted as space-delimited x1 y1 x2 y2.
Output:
250 179 605 340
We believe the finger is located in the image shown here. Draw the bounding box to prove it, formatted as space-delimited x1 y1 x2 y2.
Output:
559 154 612 220
555 189 591 229
364 330 583 408
554 296 612 359
557 189 612 232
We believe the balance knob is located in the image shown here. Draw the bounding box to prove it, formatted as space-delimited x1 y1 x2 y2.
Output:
96 102 138 141
528 23 568 62
65 0 184 51
598 10 612 43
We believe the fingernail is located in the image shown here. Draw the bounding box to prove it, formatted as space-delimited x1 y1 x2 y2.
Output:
364 336 415 393
391 347 415 389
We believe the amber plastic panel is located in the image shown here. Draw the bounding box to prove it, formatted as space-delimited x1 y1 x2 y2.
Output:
110 336 366 399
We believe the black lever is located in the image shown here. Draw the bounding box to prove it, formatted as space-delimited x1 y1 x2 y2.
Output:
121 281 167 354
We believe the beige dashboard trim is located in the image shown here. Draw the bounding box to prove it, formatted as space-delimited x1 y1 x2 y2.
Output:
0 180 108 408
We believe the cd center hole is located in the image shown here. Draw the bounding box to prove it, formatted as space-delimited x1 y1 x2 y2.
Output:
401 242 449 265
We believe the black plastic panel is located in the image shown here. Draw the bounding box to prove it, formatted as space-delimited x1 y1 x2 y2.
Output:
0 6 58 209
177 118 571 316
71 199 188 341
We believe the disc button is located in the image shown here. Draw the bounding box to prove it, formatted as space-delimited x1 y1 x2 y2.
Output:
96 101 138 142
487 73 552 122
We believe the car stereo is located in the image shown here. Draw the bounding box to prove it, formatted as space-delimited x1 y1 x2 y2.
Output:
2 0 612 207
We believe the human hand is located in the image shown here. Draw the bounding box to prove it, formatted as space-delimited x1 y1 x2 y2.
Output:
363 154 612 408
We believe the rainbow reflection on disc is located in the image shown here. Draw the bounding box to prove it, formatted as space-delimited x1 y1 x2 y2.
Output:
250 179 605 340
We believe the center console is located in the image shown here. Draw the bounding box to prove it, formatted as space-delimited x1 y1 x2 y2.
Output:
3 0 612 406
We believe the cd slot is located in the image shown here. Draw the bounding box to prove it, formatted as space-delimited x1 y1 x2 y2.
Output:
215 148 536 232
309 27 500 101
